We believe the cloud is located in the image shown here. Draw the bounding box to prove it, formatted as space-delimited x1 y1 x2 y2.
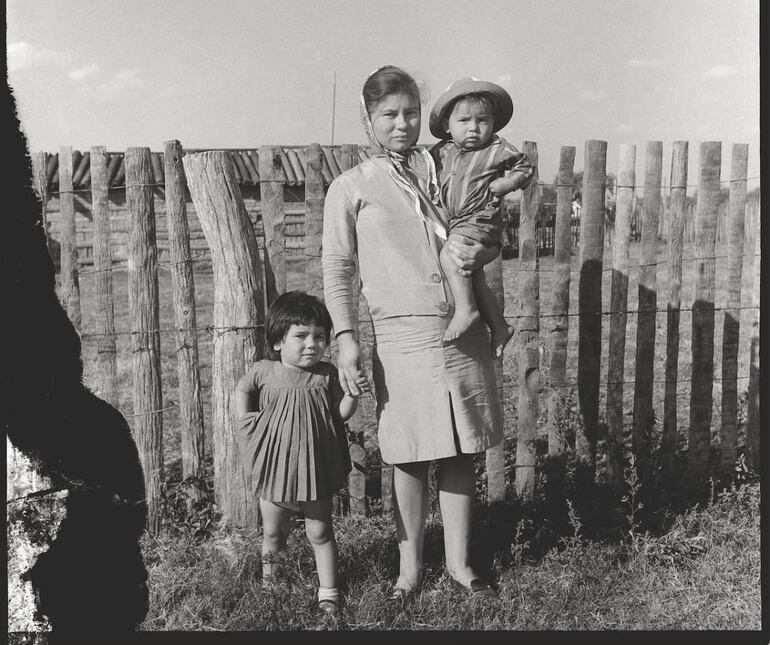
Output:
8 41 63 72
702 65 737 79
579 88 605 102
95 68 143 98
627 58 664 68
68 64 100 82
496 74 512 85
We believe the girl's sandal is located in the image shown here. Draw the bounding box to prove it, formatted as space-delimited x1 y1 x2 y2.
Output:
314 599 344 631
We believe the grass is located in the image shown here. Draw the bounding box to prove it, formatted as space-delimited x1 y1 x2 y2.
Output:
68 241 761 631
139 480 760 631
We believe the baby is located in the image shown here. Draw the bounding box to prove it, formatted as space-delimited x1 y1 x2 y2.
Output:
429 77 535 357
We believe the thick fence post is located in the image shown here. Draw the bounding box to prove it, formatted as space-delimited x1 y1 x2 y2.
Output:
336 144 369 515
632 141 662 489
544 146 575 491
184 151 263 528
126 147 164 533
58 146 81 329
745 195 760 473
719 143 749 479
484 248 506 502
32 152 49 238
259 145 286 303
90 146 118 407
576 140 606 489
164 140 206 499
606 144 636 493
688 141 721 498
305 143 325 299
513 141 541 501
662 141 688 481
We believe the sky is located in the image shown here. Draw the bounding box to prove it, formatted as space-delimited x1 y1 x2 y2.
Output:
7 0 761 184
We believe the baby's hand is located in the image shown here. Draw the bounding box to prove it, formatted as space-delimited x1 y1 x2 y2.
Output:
489 178 511 196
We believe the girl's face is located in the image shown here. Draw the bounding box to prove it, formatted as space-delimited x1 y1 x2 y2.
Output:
274 323 328 369
370 92 421 153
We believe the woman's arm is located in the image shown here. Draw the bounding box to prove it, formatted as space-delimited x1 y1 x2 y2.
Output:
336 331 370 397
443 235 500 277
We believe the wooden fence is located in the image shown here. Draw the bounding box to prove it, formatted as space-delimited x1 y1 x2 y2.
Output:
35 140 761 531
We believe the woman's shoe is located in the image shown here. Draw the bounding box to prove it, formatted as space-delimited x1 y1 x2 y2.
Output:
449 576 499 600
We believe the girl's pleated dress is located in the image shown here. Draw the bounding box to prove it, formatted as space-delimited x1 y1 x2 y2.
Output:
234 360 351 502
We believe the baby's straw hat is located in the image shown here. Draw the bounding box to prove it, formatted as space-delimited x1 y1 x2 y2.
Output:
429 77 514 139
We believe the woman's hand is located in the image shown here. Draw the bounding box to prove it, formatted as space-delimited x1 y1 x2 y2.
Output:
336 331 370 397
444 234 499 277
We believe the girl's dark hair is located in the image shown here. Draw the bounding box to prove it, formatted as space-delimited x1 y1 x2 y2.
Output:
362 65 422 116
264 291 333 360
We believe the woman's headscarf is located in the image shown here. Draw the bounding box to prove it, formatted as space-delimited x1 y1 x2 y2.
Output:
360 66 447 239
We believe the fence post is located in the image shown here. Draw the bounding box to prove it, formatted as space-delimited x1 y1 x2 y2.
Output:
32 152 49 238
126 147 164 533
576 140 606 490
632 141 662 489
259 145 286 303
719 144 749 480
745 195 760 473
688 141 721 498
512 141 541 502
305 143 324 298
662 141 688 481
58 146 81 329
184 151 263 528
605 144 636 493
336 144 369 515
484 246 506 503
164 140 206 500
544 146 575 492
90 146 118 407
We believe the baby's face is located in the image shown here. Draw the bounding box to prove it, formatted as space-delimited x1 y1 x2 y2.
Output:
446 97 495 150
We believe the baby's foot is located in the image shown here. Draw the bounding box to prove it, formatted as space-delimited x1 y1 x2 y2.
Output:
490 324 515 358
443 310 481 342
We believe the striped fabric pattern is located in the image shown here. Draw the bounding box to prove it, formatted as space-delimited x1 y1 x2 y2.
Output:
431 135 535 220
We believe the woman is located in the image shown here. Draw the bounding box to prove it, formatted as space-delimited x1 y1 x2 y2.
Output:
322 65 502 600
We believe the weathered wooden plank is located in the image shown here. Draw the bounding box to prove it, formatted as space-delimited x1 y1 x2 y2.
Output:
126 146 164 533
605 144 636 492
745 194 760 473
305 143 325 299
58 146 81 329
164 140 206 501
719 143 749 479
183 150 264 528
688 141 721 498
632 141 662 488
576 140 606 488
90 146 118 407
513 141 541 502
545 146 575 476
259 146 286 303
662 141 688 481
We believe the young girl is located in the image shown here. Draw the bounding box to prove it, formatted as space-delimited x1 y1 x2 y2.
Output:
233 291 357 628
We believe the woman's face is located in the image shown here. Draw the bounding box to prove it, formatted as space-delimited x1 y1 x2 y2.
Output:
370 92 421 153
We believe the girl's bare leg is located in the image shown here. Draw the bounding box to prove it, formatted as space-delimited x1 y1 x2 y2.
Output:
392 460 430 591
259 499 292 585
301 498 338 590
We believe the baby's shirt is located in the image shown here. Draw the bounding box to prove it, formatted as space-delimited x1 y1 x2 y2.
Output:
430 135 535 221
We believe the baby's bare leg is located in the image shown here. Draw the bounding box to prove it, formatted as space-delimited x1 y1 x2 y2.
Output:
259 499 293 586
473 270 514 358
439 240 481 341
